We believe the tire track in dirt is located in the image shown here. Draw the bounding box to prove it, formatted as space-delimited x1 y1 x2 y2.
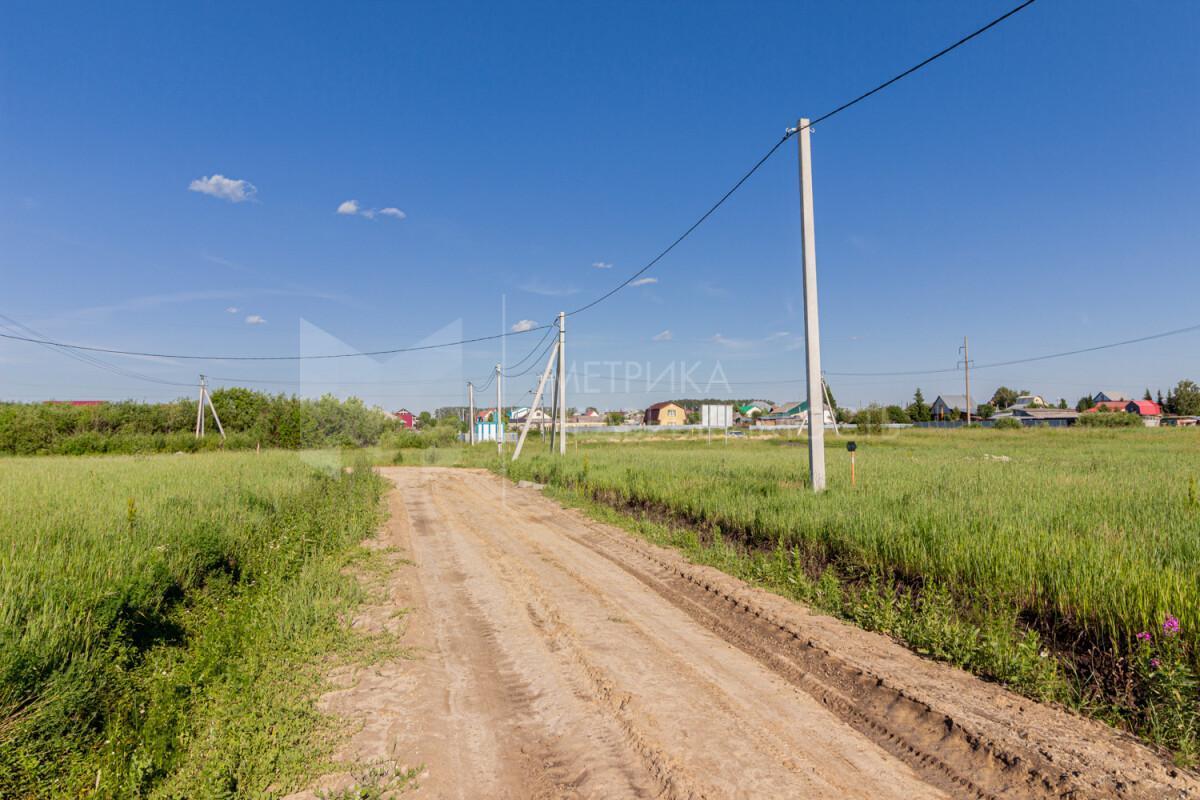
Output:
297 467 1198 799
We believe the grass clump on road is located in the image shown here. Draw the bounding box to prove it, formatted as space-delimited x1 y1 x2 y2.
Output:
0 451 391 797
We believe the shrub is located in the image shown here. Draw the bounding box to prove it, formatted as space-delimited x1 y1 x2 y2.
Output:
1078 412 1143 428
992 417 1022 430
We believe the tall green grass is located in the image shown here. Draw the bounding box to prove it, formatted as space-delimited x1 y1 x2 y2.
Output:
0 451 389 797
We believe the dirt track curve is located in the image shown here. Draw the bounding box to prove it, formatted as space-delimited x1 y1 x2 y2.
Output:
291 467 1198 800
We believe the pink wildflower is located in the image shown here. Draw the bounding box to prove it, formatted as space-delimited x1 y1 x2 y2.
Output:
1151 658 1161 669
1162 615 1180 636
1136 631 1152 642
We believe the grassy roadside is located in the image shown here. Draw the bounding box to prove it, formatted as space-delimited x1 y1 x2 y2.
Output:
0 452 399 798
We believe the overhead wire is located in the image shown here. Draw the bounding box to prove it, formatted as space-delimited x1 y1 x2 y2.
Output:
566 0 1039 318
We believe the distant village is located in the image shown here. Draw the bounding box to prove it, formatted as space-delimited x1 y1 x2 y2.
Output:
389 381 1200 434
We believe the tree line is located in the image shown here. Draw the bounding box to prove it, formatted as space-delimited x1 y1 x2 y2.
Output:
0 388 401 455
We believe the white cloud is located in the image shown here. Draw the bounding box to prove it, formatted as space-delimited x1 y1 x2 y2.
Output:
511 319 538 332
189 174 257 203
225 306 239 314
765 331 791 341
245 314 267 325
652 329 672 341
338 200 406 220
630 277 658 287
592 261 612 269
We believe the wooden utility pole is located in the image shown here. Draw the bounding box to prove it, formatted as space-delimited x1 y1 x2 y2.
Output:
959 336 972 424
468 382 475 445
796 119 825 491
557 311 566 455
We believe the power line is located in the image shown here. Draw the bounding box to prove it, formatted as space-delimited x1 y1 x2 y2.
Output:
0 324 552 362
567 0 1038 318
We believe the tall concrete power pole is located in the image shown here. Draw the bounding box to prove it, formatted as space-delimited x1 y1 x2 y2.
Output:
796 119 825 492
495 364 502 456
467 381 475 445
557 311 566 455
959 336 972 425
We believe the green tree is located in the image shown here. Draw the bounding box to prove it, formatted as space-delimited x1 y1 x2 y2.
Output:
1143 388 1154 402
1058 398 1068 410
1167 379 1200 416
906 388 931 422
1076 395 1095 412
418 411 434 428
604 411 624 426
885 405 910 424
990 386 1018 409
977 403 995 419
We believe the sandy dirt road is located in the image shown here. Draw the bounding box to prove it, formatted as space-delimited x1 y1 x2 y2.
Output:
294 467 1197 800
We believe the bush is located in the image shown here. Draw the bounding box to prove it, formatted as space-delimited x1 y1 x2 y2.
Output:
1078 412 1143 428
992 417 1022 430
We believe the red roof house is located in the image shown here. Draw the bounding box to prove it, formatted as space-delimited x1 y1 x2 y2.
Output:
392 408 415 428
1126 400 1162 416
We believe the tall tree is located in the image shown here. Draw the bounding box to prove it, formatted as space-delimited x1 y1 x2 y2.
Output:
1076 395 1095 412
990 386 1018 409
1143 388 1154 402
906 388 931 422
1058 398 1068 409
1169 379 1200 416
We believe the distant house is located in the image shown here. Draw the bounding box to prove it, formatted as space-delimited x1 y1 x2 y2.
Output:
510 407 552 426
567 408 604 427
622 409 645 426
756 400 835 427
645 401 686 426
1082 400 1162 426
737 401 772 418
392 408 415 428
1162 416 1199 427
989 408 1079 427
1009 394 1047 410
1093 391 1130 403
930 394 975 420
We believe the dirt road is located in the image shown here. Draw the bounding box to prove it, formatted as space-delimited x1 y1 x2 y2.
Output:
297 467 1197 799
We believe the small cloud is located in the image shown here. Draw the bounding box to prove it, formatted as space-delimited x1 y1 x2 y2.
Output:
511 319 538 332
592 261 613 269
245 314 267 325
697 281 730 299
630 277 658 287
225 306 239 314
765 331 791 341
189 174 257 203
338 200 406 220
652 329 672 341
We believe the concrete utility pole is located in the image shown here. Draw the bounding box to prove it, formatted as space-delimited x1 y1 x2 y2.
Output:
557 311 566 455
194 375 226 440
795 119 825 491
959 336 972 425
495 364 503 456
513 341 560 460
467 383 473 445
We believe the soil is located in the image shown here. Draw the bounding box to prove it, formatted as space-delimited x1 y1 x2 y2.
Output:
288 467 1198 799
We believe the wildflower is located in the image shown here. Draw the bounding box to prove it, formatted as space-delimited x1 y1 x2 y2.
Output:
1162 615 1181 636
1136 631 1152 642
1151 658 1161 669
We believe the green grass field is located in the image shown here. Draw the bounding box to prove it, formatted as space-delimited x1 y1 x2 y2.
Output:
445 427 1200 755
0 451 390 798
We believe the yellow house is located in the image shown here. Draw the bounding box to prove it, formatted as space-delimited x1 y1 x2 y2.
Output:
645 401 686 426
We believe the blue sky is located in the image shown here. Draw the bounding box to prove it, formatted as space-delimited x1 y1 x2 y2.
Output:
2 1 1197 411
